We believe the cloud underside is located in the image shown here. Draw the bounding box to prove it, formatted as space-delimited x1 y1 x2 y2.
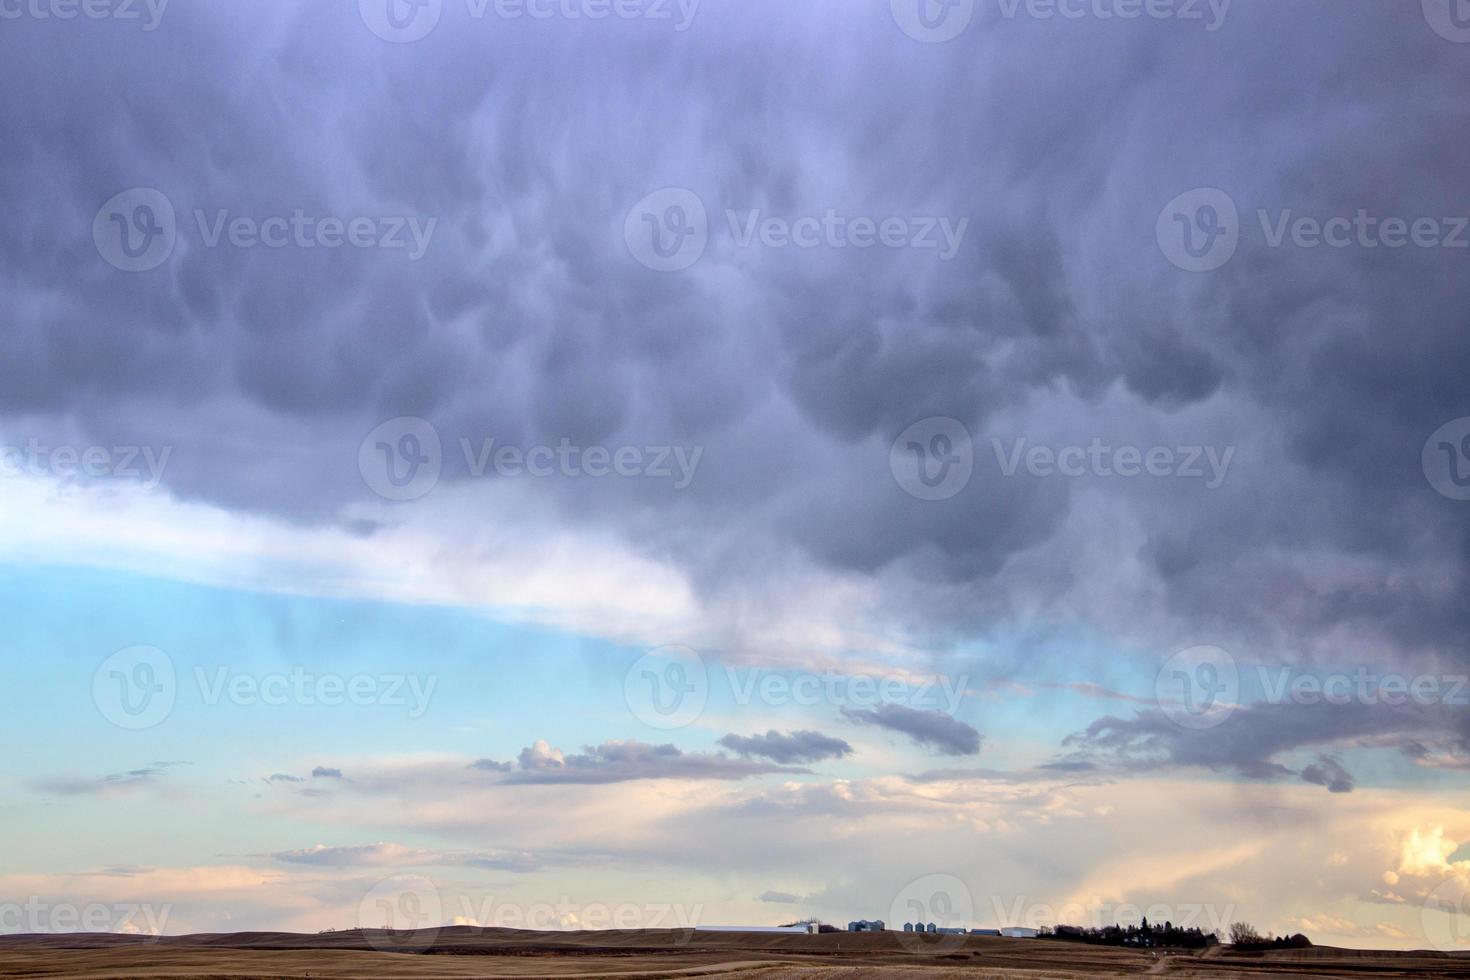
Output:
1 0 1468 895
841 704 982 756
477 739 812 784
1 1 1465 677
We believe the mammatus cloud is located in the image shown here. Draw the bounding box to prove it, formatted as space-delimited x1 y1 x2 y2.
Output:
841 705 981 756
0 0 1465 794
3 0 1469 953
0 0 1464 683
718 730 854 764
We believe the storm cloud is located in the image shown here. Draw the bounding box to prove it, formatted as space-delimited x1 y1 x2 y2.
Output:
2 0 1468 806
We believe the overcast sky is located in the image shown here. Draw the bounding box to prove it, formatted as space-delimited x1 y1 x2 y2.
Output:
1 0 1469 951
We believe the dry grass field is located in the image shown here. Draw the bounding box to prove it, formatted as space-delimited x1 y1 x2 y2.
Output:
0 928 1467 980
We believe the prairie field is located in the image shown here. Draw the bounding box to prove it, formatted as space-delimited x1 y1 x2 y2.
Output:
1 929 1466 980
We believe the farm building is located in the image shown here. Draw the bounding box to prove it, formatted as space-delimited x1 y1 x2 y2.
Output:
696 925 818 935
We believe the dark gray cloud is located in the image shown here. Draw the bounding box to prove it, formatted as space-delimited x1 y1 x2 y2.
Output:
500 739 809 784
1058 701 1454 791
757 890 802 904
718 730 854 764
1300 755 1355 794
311 767 344 780
2 1 1468 788
469 758 514 773
841 704 981 756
